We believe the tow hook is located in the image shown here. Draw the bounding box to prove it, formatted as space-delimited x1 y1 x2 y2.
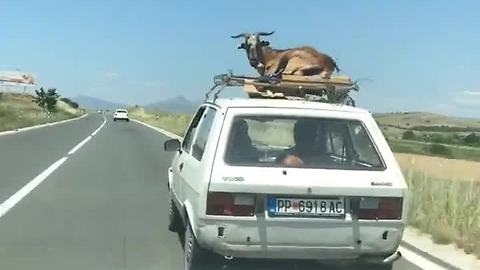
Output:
383 251 402 264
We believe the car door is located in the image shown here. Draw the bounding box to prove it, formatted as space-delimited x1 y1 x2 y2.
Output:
180 107 217 207
171 107 206 206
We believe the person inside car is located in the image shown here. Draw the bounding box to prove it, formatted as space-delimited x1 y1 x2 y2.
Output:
225 118 260 164
278 118 333 167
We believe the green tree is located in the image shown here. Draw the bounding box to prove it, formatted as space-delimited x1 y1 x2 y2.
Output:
431 134 446 143
33 88 60 113
402 130 415 140
464 133 480 146
427 144 452 158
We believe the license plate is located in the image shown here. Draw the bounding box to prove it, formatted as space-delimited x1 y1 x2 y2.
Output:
268 197 345 217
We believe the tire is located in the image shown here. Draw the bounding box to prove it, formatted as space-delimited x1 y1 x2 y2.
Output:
168 197 182 232
113 118 117 122
184 222 206 270
126 119 129 122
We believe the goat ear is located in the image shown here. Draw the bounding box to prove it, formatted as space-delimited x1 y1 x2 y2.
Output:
237 43 247 49
261 40 270 46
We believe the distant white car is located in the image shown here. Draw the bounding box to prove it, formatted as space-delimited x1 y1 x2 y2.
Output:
164 98 407 270
113 109 129 122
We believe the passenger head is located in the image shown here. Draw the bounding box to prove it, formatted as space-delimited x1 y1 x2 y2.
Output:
231 118 251 145
293 119 317 150
281 154 305 167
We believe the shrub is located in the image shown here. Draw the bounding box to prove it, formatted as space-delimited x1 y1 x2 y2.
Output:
402 130 415 140
33 87 60 112
60 97 79 109
431 226 457 245
464 133 480 146
431 134 446 143
426 143 452 157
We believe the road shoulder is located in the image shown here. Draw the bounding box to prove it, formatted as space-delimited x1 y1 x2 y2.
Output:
131 119 182 140
402 227 480 270
0 113 88 136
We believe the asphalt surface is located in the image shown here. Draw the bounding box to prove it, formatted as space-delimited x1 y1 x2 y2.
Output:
0 114 422 270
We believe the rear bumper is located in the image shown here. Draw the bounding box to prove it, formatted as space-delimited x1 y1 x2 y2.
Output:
196 218 404 261
113 116 129 120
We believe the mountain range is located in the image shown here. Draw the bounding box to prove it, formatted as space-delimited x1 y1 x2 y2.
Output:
144 95 200 113
71 95 127 110
71 95 200 113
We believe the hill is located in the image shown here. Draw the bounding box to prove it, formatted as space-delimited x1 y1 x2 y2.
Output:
71 95 126 110
374 112 480 129
0 92 83 132
145 95 200 113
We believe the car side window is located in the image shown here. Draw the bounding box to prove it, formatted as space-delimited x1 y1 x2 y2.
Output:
191 107 216 161
182 107 206 153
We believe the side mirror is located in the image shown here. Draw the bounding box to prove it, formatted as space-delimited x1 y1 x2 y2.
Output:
164 139 181 152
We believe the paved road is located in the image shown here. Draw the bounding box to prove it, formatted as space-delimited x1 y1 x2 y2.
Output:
0 115 422 270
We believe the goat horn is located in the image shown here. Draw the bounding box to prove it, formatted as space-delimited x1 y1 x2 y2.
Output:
257 31 275 36
231 33 249 39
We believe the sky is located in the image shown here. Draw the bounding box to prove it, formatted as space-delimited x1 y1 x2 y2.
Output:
1 0 479 117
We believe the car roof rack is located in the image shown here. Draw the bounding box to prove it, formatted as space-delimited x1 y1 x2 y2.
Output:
205 72 359 106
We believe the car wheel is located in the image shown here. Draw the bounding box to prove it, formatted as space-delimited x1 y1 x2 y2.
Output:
168 197 182 232
126 119 129 122
113 119 117 122
184 222 205 270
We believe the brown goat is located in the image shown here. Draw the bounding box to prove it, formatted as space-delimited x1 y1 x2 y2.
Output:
232 32 340 79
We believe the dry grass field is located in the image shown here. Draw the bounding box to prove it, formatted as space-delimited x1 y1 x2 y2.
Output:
396 153 480 182
128 107 191 137
0 92 82 132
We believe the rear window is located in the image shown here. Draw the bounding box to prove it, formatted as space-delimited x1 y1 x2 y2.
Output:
224 116 385 170
116 110 127 113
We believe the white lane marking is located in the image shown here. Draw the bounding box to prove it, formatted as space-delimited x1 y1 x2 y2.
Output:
91 117 107 136
67 136 92 155
399 246 448 270
0 116 107 219
0 114 88 137
131 119 182 140
0 157 67 218
67 116 106 155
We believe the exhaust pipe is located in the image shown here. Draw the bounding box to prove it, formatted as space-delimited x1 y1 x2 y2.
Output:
383 251 402 264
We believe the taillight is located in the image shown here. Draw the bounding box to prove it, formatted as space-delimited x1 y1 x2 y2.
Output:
358 197 402 220
206 192 255 216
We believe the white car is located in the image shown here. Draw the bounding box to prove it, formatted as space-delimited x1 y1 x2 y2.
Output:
113 109 129 122
164 98 407 270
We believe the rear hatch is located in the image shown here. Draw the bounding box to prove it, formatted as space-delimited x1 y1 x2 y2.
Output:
208 166 405 247
205 109 407 249
114 110 128 118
